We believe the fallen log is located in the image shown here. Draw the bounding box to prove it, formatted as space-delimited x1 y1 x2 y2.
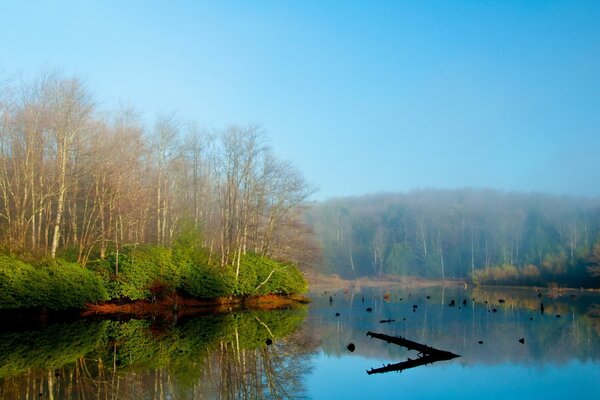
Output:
366 331 460 374
366 331 460 359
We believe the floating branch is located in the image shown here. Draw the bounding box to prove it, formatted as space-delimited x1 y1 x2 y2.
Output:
366 331 460 375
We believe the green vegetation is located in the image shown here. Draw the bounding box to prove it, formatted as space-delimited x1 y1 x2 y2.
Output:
309 189 600 288
236 253 308 296
0 244 307 311
0 256 108 310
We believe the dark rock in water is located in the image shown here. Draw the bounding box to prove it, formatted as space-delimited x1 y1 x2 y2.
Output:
266 338 273 346
379 319 395 323
484 300 488 304
329 296 333 304
335 312 340 317
540 303 545 314
426 295 431 299
519 338 525 344
366 307 373 312
498 299 506 304
463 299 467 306
448 300 456 307
530 317 533 320
556 314 561 318
492 308 497 313
362 296 365 303
412 304 418 309
347 343 356 352
478 341 483 344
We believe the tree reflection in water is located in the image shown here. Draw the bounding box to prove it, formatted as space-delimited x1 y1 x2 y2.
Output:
0 308 316 400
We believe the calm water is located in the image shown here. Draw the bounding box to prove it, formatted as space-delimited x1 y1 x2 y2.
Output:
1 286 599 399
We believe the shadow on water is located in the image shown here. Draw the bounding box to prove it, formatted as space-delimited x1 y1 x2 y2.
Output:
0 307 314 399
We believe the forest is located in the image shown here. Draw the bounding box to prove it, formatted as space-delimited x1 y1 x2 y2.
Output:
308 189 600 287
0 71 316 309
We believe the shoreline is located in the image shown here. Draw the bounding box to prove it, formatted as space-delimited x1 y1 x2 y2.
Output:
305 271 468 291
304 271 600 294
81 293 311 319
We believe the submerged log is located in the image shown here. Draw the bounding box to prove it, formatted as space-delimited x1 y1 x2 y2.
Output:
366 331 460 359
366 331 460 375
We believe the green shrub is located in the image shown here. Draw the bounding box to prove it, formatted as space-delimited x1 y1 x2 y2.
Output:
0 256 38 309
173 242 234 299
0 255 107 310
99 245 178 301
182 262 234 299
36 259 108 308
235 253 307 296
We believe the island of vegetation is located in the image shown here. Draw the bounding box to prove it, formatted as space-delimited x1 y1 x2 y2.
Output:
0 72 318 314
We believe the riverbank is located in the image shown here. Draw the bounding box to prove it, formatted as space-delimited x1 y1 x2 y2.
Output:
82 293 311 319
304 270 467 291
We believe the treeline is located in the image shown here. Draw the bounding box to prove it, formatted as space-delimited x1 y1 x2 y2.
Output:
308 189 600 287
0 71 318 296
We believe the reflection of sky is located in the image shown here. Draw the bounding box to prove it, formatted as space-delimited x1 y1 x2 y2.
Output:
305 287 600 398
306 352 600 399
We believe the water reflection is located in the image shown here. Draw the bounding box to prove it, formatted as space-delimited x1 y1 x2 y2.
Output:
0 309 313 399
1 287 600 399
305 286 600 399
307 286 600 367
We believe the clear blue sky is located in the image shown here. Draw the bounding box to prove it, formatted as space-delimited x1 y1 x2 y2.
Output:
2 1 599 200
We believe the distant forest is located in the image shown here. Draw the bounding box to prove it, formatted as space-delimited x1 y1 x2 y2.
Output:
308 189 600 287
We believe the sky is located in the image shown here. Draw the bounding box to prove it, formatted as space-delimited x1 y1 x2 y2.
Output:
1 1 599 200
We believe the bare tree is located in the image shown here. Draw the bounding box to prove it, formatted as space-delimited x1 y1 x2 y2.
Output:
45 74 93 258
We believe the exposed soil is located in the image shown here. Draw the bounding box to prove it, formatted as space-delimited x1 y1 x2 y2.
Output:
82 293 310 320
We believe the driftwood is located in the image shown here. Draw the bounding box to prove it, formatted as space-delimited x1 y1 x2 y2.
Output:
366 331 460 375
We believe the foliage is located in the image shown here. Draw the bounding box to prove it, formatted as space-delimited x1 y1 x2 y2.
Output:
1 238 308 310
93 245 181 301
172 224 235 298
0 255 107 310
235 253 308 296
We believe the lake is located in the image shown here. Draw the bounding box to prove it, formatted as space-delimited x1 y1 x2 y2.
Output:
1 286 599 399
